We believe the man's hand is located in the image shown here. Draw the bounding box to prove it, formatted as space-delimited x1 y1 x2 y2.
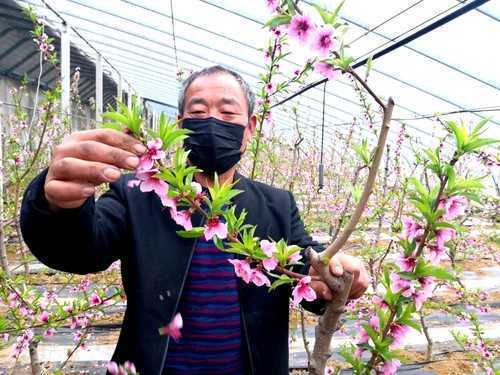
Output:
309 253 370 300
44 129 146 210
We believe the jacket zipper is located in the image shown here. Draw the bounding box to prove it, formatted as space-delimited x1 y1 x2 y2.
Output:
157 216 205 375
239 301 256 375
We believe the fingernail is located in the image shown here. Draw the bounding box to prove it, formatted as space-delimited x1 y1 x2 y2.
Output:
334 266 342 274
125 156 139 169
103 167 121 181
82 186 95 197
133 144 147 155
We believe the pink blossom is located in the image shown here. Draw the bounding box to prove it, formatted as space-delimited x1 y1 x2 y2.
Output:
260 239 276 257
161 195 177 209
372 295 388 309
38 311 50 323
204 217 228 240
263 256 278 272
7 292 18 308
288 14 316 44
388 323 410 349
381 359 401 375
395 255 416 272
355 328 369 345
313 61 340 80
128 167 168 202
390 272 414 297
435 228 456 249
354 347 364 358
44 328 56 337
10 329 34 359
426 244 446 264
90 292 102 306
355 315 378 345
124 361 137 374
139 173 168 197
158 312 183 341
228 259 252 283
291 276 317 306
438 195 467 220
107 362 120 374
265 0 279 12
414 277 434 310
265 82 274 94
369 315 380 330
402 216 424 241
311 26 335 57
250 269 271 287
138 138 166 170
170 209 193 231
73 330 83 342
288 251 302 263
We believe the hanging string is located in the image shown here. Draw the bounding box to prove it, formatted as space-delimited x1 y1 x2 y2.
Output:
318 81 326 191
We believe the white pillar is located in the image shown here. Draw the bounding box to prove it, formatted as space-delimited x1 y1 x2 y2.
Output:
95 53 103 122
61 22 71 118
117 74 122 108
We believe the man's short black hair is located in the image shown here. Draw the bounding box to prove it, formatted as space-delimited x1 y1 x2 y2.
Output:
178 65 255 117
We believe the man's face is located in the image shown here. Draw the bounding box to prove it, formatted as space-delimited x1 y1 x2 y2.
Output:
179 73 257 153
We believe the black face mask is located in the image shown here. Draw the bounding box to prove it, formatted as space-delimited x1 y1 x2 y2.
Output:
182 117 245 175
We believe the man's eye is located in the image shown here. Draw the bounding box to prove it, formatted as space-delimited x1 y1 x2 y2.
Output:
191 111 205 114
222 112 235 115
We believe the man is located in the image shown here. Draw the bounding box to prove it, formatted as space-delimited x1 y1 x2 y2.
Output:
21 66 369 374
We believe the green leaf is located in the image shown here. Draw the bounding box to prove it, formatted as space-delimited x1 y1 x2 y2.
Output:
312 3 330 24
331 0 346 24
365 55 373 81
399 318 421 333
418 265 455 281
101 122 125 131
176 227 205 238
269 274 294 291
462 138 499 153
264 15 291 28
213 236 226 251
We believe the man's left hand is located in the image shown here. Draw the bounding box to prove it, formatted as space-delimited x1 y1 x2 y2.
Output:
308 253 370 300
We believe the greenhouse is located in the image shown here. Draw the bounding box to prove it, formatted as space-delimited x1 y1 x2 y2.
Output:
0 0 498 374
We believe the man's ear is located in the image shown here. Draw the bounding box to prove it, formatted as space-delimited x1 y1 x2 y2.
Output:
248 114 257 135
177 115 183 127
241 114 257 153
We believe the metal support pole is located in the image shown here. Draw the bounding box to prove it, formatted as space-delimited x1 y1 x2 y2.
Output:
95 53 103 122
127 84 133 109
117 73 123 108
60 22 71 119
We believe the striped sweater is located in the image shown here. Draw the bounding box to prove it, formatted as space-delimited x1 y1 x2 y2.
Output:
164 237 243 374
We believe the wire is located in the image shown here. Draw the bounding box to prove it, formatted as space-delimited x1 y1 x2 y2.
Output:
393 106 500 121
344 16 500 92
31 0 134 93
346 0 426 46
169 0 179 70
271 0 490 110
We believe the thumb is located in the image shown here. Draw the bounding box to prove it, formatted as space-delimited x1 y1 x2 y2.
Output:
329 256 344 276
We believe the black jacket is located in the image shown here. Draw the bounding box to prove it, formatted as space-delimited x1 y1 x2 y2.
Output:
21 169 324 374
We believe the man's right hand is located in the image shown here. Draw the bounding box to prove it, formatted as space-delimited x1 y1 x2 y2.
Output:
44 129 147 210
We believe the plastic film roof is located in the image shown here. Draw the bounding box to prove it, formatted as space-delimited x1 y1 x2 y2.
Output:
7 0 500 151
